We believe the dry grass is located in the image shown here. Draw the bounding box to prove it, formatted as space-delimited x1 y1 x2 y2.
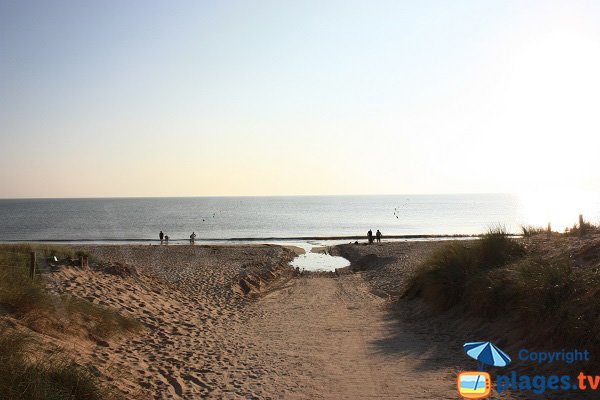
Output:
403 227 524 310
0 324 119 400
0 251 141 338
403 229 600 365
521 224 548 237
565 219 600 236
0 244 140 399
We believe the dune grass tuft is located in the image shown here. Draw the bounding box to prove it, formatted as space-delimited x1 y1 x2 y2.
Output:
0 244 141 399
0 325 118 400
403 227 524 310
404 229 600 361
565 219 600 236
0 249 142 339
521 225 548 237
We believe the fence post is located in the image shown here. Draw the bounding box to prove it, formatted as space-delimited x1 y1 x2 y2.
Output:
30 252 36 280
547 222 551 234
579 214 584 227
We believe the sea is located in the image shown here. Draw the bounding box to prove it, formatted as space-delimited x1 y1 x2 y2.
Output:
1 194 599 244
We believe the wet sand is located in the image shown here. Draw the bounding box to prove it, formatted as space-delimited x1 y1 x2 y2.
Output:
42 241 521 399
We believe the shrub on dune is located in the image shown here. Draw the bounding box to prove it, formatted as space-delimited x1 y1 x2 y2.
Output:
403 242 477 310
403 228 600 362
479 226 524 267
403 227 524 310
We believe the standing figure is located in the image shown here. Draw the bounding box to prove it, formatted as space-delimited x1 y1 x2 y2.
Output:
376 229 382 243
367 229 373 244
190 231 197 245
164 235 169 245
159 230 164 245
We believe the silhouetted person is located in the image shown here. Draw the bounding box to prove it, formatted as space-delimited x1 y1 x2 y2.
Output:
164 235 169 245
159 231 164 245
376 229 382 243
190 231 196 245
367 229 373 244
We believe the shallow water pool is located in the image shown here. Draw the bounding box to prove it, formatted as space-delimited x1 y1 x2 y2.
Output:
289 243 350 272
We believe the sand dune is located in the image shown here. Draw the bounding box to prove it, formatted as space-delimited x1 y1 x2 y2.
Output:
45 244 295 398
42 242 522 399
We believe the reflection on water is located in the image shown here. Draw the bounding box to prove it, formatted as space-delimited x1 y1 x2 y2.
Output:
0 194 599 241
289 242 350 272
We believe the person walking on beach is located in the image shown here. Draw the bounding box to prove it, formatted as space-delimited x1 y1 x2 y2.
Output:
367 229 373 244
164 235 169 245
376 229 382 243
159 230 164 245
190 231 197 245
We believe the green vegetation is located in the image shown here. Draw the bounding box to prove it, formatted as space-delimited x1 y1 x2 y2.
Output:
0 244 95 281
403 227 524 311
403 228 600 362
0 244 141 400
0 326 116 400
0 245 140 338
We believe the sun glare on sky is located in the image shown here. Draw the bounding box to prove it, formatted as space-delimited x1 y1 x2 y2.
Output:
517 190 600 232
1 0 599 198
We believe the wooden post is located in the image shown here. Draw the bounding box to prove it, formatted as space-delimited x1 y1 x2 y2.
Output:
30 252 36 280
547 222 551 234
79 255 85 268
579 214 585 236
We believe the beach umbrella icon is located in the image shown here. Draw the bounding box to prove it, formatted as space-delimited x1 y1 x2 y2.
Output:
463 342 511 369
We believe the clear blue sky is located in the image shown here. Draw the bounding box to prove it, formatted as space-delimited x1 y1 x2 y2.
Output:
1 0 600 197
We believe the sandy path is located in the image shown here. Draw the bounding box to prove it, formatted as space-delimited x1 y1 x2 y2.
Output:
247 273 461 399
43 243 523 399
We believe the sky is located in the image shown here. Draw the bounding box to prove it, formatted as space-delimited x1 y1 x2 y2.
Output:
1 0 600 198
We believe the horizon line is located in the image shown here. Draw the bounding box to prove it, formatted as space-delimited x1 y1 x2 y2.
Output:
0 192 519 201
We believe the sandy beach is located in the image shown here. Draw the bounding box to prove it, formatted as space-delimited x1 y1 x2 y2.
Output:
36 241 527 399
5 2 600 398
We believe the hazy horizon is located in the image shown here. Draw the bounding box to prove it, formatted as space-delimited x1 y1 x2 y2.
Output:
0 191 534 200
4 193 598 241
2 1 600 198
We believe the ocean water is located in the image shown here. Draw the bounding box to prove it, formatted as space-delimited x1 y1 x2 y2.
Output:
0 194 599 243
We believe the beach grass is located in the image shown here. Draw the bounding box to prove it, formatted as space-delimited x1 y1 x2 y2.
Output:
565 219 600 236
403 228 600 361
0 325 118 400
520 224 547 236
0 245 141 338
403 227 524 310
0 244 141 399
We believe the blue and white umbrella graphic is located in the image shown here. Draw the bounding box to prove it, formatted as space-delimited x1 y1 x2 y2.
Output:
464 342 511 369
